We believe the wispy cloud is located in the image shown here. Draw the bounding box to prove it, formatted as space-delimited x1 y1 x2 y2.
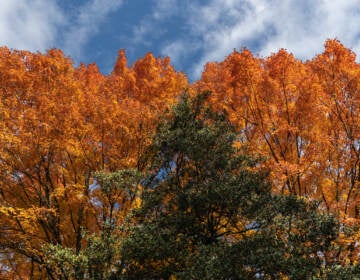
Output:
183 0 360 78
0 0 64 51
2 0 360 81
130 0 181 46
152 0 179 20
161 40 201 68
127 0 203 72
147 0 360 79
62 0 124 60
0 0 124 64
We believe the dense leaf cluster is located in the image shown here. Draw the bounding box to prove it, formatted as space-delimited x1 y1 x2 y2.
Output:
1 40 360 278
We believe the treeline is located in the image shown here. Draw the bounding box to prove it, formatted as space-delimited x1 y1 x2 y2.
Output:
0 39 359 278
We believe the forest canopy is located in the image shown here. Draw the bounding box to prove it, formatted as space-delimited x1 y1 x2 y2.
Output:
0 39 359 279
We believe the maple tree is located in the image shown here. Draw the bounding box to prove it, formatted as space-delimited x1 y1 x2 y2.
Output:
195 40 360 217
0 48 85 278
309 40 360 218
195 48 321 198
0 47 187 278
194 39 360 270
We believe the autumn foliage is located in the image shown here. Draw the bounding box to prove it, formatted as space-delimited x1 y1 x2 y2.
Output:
195 40 359 219
0 48 186 277
0 39 359 278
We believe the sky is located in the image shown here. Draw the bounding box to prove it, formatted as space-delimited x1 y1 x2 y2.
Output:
1 0 360 81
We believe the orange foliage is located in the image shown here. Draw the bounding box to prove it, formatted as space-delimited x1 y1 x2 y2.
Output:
195 40 360 220
0 48 187 278
1 39 360 276
195 40 360 265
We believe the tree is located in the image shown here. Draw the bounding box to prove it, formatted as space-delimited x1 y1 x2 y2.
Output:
43 169 142 280
0 47 187 278
120 92 338 279
310 39 360 218
195 48 322 198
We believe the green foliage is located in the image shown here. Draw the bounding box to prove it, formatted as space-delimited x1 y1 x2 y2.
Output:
94 169 141 197
44 169 141 280
44 244 88 279
315 265 360 279
120 92 339 279
44 230 122 279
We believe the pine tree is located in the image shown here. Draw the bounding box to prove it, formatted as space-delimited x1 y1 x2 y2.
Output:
120 92 338 279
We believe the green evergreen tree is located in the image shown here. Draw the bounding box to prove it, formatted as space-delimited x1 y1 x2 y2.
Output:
120 92 338 279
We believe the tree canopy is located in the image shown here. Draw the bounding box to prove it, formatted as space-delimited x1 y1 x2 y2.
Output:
0 40 360 278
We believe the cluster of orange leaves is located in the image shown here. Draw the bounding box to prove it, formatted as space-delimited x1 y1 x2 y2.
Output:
0 39 359 277
196 40 359 218
0 48 187 277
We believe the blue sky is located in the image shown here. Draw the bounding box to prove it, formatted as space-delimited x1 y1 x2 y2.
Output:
1 0 360 81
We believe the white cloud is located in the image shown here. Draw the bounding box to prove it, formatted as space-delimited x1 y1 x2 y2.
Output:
3 0 358 81
256 0 360 58
173 0 360 79
0 0 64 51
0 0 124 63
152 0 178 20
130 0 183 46
161 40 201 67
62 0 124 59
161 41 186 65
